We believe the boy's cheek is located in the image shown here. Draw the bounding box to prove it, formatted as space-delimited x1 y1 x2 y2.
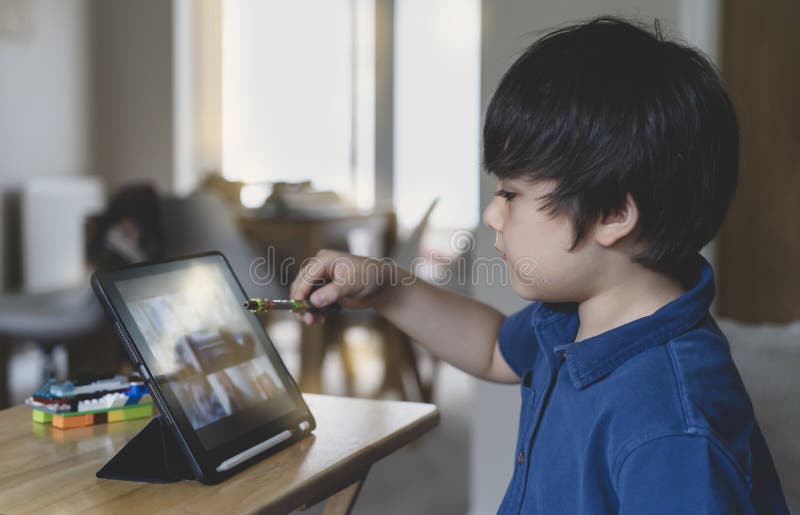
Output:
507 258 549 299
505 247 586 302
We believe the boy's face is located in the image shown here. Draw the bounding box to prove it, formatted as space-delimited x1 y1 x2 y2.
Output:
483 178 598 302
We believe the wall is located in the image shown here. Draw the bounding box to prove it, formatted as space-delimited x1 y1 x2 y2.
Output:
0 0 93 289
0 0 208 287
91 0 174 195
717 0 800 323
470 1 717 512
92 0 219 198
174 0 222 196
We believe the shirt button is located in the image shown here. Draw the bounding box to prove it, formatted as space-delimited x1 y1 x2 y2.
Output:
517 451 524 464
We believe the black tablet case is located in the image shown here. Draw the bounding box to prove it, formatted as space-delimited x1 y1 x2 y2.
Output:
96 415 195 483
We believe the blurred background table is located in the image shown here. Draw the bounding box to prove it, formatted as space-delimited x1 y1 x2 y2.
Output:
239 211 397 271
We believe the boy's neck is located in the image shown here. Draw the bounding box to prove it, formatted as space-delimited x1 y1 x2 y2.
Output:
574 263 686 343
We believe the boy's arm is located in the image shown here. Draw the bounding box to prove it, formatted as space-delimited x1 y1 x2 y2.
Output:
375 268 520 384
290 250 521 384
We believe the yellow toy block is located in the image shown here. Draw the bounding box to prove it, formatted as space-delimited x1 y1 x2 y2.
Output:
107 409 126 423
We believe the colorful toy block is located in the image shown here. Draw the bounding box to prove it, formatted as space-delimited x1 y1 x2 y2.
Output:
34 402 154 429
27 375 153 431
32 410 53 424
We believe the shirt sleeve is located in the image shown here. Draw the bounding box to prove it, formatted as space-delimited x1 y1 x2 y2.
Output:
497 302 541 378
616 434 757 515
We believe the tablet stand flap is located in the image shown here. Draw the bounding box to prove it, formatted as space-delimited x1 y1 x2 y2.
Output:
96 415 195 483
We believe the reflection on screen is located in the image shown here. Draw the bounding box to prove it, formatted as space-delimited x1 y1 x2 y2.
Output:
119 263 287 430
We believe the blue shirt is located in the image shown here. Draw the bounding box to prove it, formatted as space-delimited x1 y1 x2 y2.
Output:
497 253 789 514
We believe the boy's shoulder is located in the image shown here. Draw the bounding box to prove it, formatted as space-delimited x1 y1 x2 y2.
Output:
599 315 756 476
618 313 753 431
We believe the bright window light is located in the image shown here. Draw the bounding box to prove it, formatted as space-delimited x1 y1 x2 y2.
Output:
239 183 272 209
222 0 374 208
394 0 481 230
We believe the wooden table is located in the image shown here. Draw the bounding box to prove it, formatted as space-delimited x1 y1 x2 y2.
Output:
0 394 439 514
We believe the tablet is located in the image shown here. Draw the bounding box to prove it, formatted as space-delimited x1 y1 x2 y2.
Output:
91 252 315 484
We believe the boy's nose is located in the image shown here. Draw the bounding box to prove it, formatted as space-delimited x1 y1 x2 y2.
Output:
483 199 503 232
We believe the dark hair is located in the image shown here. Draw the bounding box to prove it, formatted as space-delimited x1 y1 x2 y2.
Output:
483 16 738 273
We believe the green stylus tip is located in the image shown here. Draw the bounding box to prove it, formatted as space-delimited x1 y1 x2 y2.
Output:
243 298 262 311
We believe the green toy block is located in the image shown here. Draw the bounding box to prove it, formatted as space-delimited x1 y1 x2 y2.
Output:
32 410 53 424
121 403 153 420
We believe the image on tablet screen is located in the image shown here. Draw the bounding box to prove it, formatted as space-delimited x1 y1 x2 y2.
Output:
118 263 289 430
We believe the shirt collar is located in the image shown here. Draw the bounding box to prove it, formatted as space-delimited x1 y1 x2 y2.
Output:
530 253 715 390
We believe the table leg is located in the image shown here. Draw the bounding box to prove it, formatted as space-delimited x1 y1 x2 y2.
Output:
321 477 366 515
377 324 412 401
0 340 11 409
299 322 325 394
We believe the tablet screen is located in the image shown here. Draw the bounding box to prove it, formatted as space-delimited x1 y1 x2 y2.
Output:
114 260 297 450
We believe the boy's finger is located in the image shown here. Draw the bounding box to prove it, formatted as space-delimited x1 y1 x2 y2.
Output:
308 279 357 308
292 249 344 299
290 259 316 300
301 312 325 325
292 250 337 300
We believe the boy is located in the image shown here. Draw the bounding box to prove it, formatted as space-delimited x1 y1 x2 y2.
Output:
290 17 789 514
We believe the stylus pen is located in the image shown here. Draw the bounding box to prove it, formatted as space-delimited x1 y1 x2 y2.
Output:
243 297 341 314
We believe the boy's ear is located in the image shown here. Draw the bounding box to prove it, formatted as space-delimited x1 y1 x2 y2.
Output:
593 194 639 247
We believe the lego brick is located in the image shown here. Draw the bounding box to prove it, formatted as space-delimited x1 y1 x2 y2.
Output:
107 409 126 423
66 400 153 417
53 414 94 429
41 403 152 429
121 404 152 421
32 410 53 424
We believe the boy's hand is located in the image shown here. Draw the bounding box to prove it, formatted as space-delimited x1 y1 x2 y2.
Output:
289 249 401 324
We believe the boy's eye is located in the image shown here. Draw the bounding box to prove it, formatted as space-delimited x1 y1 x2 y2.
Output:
494 189 517 201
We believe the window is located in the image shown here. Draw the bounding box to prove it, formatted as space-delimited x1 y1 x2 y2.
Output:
221 0 374 209
394 0 481 230
220 0 481 227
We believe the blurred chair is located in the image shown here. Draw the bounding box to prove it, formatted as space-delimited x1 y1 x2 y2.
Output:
158 192 286 301
323 199 439 402
0 287 107 405
722 318 800 513
237 200 398 393
83 189 286 382
0 176 107 407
